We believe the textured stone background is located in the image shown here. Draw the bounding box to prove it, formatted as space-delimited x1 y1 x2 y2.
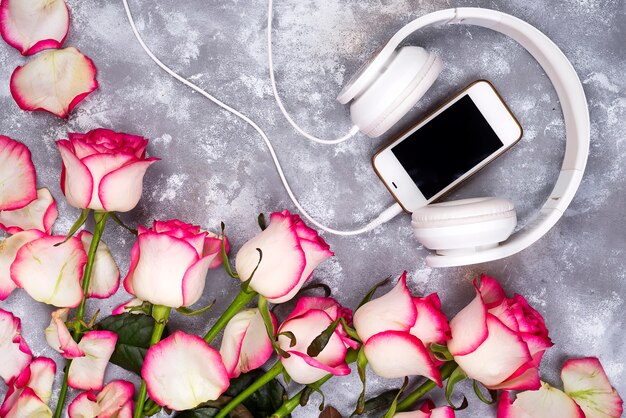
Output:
0 0 624 416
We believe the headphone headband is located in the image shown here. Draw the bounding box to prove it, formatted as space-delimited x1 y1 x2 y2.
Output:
340 8 590 267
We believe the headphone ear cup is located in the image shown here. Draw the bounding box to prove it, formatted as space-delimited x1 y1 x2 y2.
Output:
411 197 517 255
349 46 442 138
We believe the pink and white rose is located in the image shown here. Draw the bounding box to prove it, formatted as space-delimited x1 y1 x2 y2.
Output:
353 272 450 386
142 331 230 411
0 357 56 417
0 188 57 235
277 297 356 384
0 309 32 384
56 129 158 212
448 275 552 390
219 308 275 379
68 380 134 418
235 210 333 304
0 136 37 212
393 400 454 418
123 220 225 308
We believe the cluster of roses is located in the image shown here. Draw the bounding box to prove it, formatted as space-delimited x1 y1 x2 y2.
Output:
1 129 623 418
0 0 98 118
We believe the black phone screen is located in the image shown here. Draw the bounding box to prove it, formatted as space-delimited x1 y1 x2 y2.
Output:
391 95 504 200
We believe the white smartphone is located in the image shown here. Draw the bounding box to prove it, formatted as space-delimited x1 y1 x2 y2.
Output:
372 80 522 212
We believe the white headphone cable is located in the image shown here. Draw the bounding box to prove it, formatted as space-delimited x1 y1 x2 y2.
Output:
267 0 359 145
121 0 402 236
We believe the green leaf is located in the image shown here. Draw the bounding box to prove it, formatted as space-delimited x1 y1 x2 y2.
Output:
338 317 361 343
258 296 289 358
307 319 340 357
176 300 216 316
241 249 263 293
299 386 326 410
473 380 498 405
357 276 391 309
176 407 221 418
355 346 368 415
221 222 238 279
96 313 169 374
55 209 90 246
299 282 332 298
353 389 399 416
258 213 267 231
445 367 469 410
430 343 453 362
109 212 138 235
319 406 342 418
278 331 297 348
382 377 409 418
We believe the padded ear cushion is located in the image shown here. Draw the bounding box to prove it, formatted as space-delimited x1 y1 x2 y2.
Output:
349 46 442 138
411 197 517 254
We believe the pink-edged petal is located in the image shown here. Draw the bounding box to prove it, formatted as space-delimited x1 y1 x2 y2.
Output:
205 233 228 269
0 229 45 300
90 380 135 418
117 402 133 418
394 400 455 418
68 331 117 391
56 141 94 209
284 297 342 322
497 383 585 418
0 357 54 416
364 330 441 386
490 334 553 391
181 252 215 307
235 214 306 301
0 0 69 55
123 232 198 308
11 235 86 308
98 159 158 213
68 391 99 418
220 309 274 379
10 47 98 118
562 357 623 418
410 293 451 346
454 315 531 388
268 235 333 304
143 331 229 411
477 275 507 308
0 188 58 234
0 136 37 211
2 387 52 418
79 153 135 211
353 272 417 343
44 308 84 359
285 351 350 383
112 298 144 315
0 308 33 384
447 283 488 356
78 231 120 299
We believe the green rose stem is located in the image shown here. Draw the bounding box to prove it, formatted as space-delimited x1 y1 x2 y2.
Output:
53 211 109 418
215 361 284 418
203 288 257 343
133 305 172 418
395 361 459 412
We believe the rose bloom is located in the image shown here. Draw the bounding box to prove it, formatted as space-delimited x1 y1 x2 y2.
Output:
353 272 450 386
123 220 225 308
448 275 553 390
277 297 358 384
56 129 158 212
235 210 333 304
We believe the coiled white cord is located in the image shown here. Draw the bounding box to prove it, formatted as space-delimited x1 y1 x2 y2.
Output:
121 0 402 235
267 0 359 144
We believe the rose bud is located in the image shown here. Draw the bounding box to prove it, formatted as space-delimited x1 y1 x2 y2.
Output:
448 275 553 391
56 129 158 212
143 331 230 411
0 357 56 417
562 358 623 418
68 380 134 418
353 272 450 386
219 308 275 379
277 297 356 384
235 210 333 304
497 382 584 418
123 220 225 308
0 309 32 384
393 400 454 418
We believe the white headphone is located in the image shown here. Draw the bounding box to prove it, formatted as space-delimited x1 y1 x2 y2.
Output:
122 3 590 268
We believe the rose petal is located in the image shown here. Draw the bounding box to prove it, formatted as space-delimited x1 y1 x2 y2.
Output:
68 331 117 391
67 391 99 418
0 309 32 384
79 153 135 211
0 357 56 417
447 282 488 356
0 230 45 300
562 357 623 418
44 308 84 359
69 380 135 418
454 315 532 388
497 383 585 418
0 188 58 235
205 233 228 269
364 330 441 386
143 331 229 411
181 252 216 307
2 387 52 418
78 231 120 299
98 159 159 213
410 293 451 346
353 272 417 343
112 298 144 315
10 47 98 118
0 0 69 55
477 275 507 308
490 334 552 391
393 400 455 418
11 235 86 308
57 140 94 209
0 136 37 211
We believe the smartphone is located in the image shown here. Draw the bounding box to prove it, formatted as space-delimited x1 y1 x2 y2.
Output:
372 80 522 212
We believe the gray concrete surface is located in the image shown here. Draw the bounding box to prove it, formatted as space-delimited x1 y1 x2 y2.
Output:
0 0 624 416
